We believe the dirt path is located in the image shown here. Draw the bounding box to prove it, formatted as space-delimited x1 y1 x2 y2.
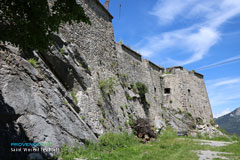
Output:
194 139 234 160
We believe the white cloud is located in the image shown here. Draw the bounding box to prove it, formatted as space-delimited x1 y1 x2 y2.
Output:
213 78 240 87
136 0 240 66
166 27 219 65
206 77 240 109
206 77 240 118
150 0 195 24
214 108 231 118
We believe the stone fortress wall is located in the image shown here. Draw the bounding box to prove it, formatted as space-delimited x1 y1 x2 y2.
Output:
0 0 217 159
55 0 214 135
116 43 213 123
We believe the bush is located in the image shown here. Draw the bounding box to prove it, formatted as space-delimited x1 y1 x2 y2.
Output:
99 77 117 95
136 82 148 97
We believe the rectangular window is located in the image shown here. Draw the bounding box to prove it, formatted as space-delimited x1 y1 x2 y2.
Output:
164 88 171 94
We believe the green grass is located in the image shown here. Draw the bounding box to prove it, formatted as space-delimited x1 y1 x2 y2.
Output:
55 128 240 160
189 131 239 142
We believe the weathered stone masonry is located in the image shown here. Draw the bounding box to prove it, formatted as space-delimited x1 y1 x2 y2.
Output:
0 0 217 159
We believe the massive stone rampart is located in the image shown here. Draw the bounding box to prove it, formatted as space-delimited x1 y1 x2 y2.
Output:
0 0 217 159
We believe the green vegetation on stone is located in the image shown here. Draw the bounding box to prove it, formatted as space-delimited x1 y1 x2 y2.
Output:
71 92 78 104
81 116 85 121
128 117 134 128
28 58 38 68
59 48 65 54
99 118 106 128
101 108 106 118
124 121 128 127
186 112 193 118
125 104 129 109
125 92 133 101
136 82 148 97
99 76 117 95
120 105 124 111
210 119 216 126
119 126 122 131
163 71 172 74
119 74 128 79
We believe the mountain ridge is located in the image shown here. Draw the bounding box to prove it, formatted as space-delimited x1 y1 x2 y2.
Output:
216 107 240 136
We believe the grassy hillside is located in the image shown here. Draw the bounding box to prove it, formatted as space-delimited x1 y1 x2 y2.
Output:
54 128 240 160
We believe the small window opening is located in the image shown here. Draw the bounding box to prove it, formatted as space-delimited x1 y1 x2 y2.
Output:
188 89 191 96
164 88 171 94
154 87 156 92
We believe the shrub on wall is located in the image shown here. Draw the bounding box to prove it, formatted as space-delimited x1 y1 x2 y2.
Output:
28 58 38 68
99 76 117 95
136 82 148 97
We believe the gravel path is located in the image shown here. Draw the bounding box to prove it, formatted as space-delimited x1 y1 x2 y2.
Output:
195 150 232 160
196 139 234 147
194 139 234 160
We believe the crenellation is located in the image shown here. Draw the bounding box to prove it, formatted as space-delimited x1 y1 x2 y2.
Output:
166 66 184 73
193 71 204 79
121 44 142 62
92 0 114 19
148 60 164 72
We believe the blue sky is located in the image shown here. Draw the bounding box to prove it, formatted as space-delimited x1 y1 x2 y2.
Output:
100 0 240 118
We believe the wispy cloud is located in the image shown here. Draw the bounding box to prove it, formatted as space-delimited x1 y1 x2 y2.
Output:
196 55 240 70
136 0 240 66
214 108 231 118
206 77 240 115
150 0 196 24
213 78 240 87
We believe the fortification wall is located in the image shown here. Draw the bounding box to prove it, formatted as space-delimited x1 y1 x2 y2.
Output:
116 43 213 124
116 43 164 123
0 1 216 158
57 0 214 127
60 0 117 71
162 67 213 123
